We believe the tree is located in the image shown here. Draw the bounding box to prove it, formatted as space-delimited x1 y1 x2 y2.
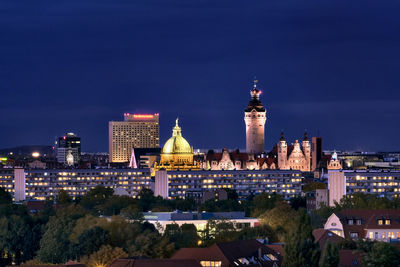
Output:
57 189 72 206
77 226 110 258
251 193 283 217
283 209 320 267
83 245 127 267
289 196 306 210
362 242 400 267
302 182 326 192
320 242 339 267
120 204 144 221
259 201 296 241
0 188 12 205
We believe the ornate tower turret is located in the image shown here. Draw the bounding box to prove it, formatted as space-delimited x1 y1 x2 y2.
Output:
244 79 267 154
277 132 288 169
302 131 311 171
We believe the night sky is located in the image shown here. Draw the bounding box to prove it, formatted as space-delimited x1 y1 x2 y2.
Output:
1 0 400 152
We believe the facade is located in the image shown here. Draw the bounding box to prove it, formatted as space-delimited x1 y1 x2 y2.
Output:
0 168 25 202
56 133 81 165
1 168 152 201
328 170 400 206
324 210 400 242
204 149 276 171
277 132 311 171
244 80 266 154
154 119 201 171
143 211 258 234
109 113 160 163
155 169 303 200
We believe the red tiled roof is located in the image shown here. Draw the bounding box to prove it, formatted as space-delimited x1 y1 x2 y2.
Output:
336 209 400 239
173 240 282 267
313 229 344 250
109 259 201 267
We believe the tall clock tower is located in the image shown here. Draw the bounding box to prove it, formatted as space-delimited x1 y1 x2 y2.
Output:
244 79 267 154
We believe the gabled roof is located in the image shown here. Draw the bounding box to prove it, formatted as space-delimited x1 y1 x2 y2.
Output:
172 239 282 267
313 229 344 250
109 258 201 267
334 209 400 239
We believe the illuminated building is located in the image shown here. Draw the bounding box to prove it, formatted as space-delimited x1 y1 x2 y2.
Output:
1 168 152 201
244 79 266 154
109 113 159 163
154 119 201 171
155 169 303 200
328 170 400 206
56 132 81 165
277 132 311 171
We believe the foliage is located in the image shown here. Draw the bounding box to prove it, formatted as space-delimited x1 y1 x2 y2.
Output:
259 201 296 241
283 209 320 267
361 242 400 267
302 182 326 192
0 188 12 205
320 242 339 267
83 245 127 267
198 199 243 213
338 192 400 210
289 196 306 210
57 189 72 206
251 193 283 217
164 223 199 249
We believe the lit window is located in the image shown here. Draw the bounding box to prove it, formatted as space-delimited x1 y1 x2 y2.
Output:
385 219 391 225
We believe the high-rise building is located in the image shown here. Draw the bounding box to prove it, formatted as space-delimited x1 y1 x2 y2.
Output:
56 133 81 165
244 80 266 154
312 137 322 170
109 113 160 162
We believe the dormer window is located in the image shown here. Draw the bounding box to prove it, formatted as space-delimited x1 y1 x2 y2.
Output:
356 219 362 225
385 219 391 225
348 219 353 225
378 219 383 225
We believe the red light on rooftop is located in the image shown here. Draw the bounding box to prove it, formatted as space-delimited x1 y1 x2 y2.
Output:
133 114 154 119
63 136 66 140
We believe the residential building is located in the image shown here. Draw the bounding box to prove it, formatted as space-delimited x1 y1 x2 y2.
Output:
1 168 152 201
172 239 282 267
328 170 400 206
155 169 303 201
244 80 267 154
109 113 159 163
324 210 400 242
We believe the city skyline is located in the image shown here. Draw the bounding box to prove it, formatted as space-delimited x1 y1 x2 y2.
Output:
1 0 400 152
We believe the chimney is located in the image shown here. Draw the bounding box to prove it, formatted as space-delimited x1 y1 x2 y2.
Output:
258 247 262 260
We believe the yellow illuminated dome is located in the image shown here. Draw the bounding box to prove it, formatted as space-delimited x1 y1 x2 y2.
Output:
162 118 192 154
160 118 193 164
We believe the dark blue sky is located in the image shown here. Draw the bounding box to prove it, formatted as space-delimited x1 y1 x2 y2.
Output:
1 0 400 152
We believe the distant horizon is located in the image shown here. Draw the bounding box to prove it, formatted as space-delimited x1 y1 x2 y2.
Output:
2 1 400 151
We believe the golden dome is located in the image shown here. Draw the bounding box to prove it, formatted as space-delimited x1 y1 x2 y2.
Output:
162 118 193 154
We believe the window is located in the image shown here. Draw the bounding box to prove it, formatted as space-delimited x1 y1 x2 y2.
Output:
356 219 362 225
348 219 353 225
350 232 359 239
378 219 383 225
385 219 391 225
369 232 373 239
382 232 386 239
200 261 222 267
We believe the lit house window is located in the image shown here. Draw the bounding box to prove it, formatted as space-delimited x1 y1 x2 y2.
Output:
385 219 391 225
378 219 383 225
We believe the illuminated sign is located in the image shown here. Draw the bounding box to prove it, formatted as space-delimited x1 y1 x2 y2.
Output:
0 157 7 162
133 114 154 119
